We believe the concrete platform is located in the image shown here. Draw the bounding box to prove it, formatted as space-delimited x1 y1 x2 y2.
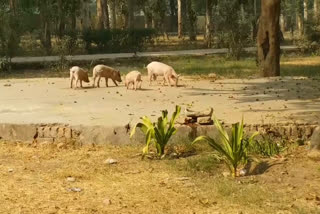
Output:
0 76 319 144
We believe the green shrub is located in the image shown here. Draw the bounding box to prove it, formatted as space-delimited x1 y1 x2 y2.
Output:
130 105 181 157
249 136 287 157
193 117 258 177
82 28 156 53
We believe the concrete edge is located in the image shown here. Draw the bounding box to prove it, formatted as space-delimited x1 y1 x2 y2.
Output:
0 122 318 145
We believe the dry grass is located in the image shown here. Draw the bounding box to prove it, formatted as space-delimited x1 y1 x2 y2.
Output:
1 142 320 214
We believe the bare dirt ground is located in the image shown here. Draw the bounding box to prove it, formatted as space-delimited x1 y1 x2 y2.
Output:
0 142 319 214
0 76 320 126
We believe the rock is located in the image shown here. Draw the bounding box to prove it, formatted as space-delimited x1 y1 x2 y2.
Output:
239 169 247 177
186 107 213 118
310 127 320 150
208 73 217 79
103 198 112 205
104 158 118 164
307 150 320 161
68 187 82 192
8 168 14 173
222 171 230 178
197 117 213 125
66 177 76 182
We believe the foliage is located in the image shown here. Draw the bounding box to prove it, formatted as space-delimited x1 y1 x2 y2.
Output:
214 0 253 60
248 135 287 157
82 28 156 53
193 117 258 177
130 105 181 157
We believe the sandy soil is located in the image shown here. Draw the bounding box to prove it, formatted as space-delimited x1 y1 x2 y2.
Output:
0 76 320 126
0 142 319 214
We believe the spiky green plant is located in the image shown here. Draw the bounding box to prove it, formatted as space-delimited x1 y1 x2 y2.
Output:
193 117 258 177
130 105 181 157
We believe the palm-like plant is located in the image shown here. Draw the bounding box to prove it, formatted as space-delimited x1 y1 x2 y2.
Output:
130 105 181 157
193 117 258 177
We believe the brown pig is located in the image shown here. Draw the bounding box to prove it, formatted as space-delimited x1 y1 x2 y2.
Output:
92 64 122 88
125 71 142 90
69 66 90 89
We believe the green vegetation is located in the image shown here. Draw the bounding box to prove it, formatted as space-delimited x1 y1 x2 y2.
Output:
249 136 287 157
130 105 181 157
193 117 258 177
82 29 156 53
2 54 320 79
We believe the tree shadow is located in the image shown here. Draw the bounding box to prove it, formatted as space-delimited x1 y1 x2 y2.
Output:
246 161 283 175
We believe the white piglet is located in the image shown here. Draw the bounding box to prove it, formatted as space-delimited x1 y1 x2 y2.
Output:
147 61 180 87
69 66 90 89
125 71 142 90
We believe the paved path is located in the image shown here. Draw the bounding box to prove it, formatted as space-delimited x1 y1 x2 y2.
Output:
11 46 298 64
0 75 319 127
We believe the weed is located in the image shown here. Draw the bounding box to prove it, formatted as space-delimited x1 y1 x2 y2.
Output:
130 105 181 157
193 116 258 177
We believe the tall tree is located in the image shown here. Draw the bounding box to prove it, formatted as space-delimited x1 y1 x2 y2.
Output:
186 0 197 41
109 0 117 29
178 0 183 38
39 0 52 54
205 0 213 47
104 0 110 29
96 0 104 29
127 0 134 29
304 0 308 21
314 0 318 18
257 0 281 77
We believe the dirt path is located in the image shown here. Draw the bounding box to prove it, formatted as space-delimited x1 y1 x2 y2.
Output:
0 76 319 127
10 46 298 64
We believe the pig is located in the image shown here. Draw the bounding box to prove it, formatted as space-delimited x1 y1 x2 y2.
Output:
125 71 142 90
69 66 90 89
146 61 180 87
92 64 122 88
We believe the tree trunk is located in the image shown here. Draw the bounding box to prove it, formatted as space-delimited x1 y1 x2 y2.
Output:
127 0 134 29
169 0 176 32
178 0 183 38
257 0 281 77
304 0 308 21
109 0 117 29
315 0 318 18
280 13 285 33
104 0 110 29
81 0 91 30
9 0 17 15
57 0 65 38
205 0 213 47
96 0 104 30
71 1 77 31
186 0 196 41
297 12 303 36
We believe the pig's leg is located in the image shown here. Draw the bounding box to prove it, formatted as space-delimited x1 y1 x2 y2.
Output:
80 80 83 88
112 79 118 87
105 77 108 87
148 72 153 86
75 78 79 89
97 76 101 88
164 76 171 87
93 75 96 88
70 76 74 88
134 80 137 91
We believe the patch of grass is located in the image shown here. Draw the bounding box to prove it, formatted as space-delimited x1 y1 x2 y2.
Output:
3 55 320 79
0 143 319 213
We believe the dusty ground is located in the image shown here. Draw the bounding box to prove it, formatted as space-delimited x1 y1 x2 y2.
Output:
0 142 319 214
0 76 320 126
